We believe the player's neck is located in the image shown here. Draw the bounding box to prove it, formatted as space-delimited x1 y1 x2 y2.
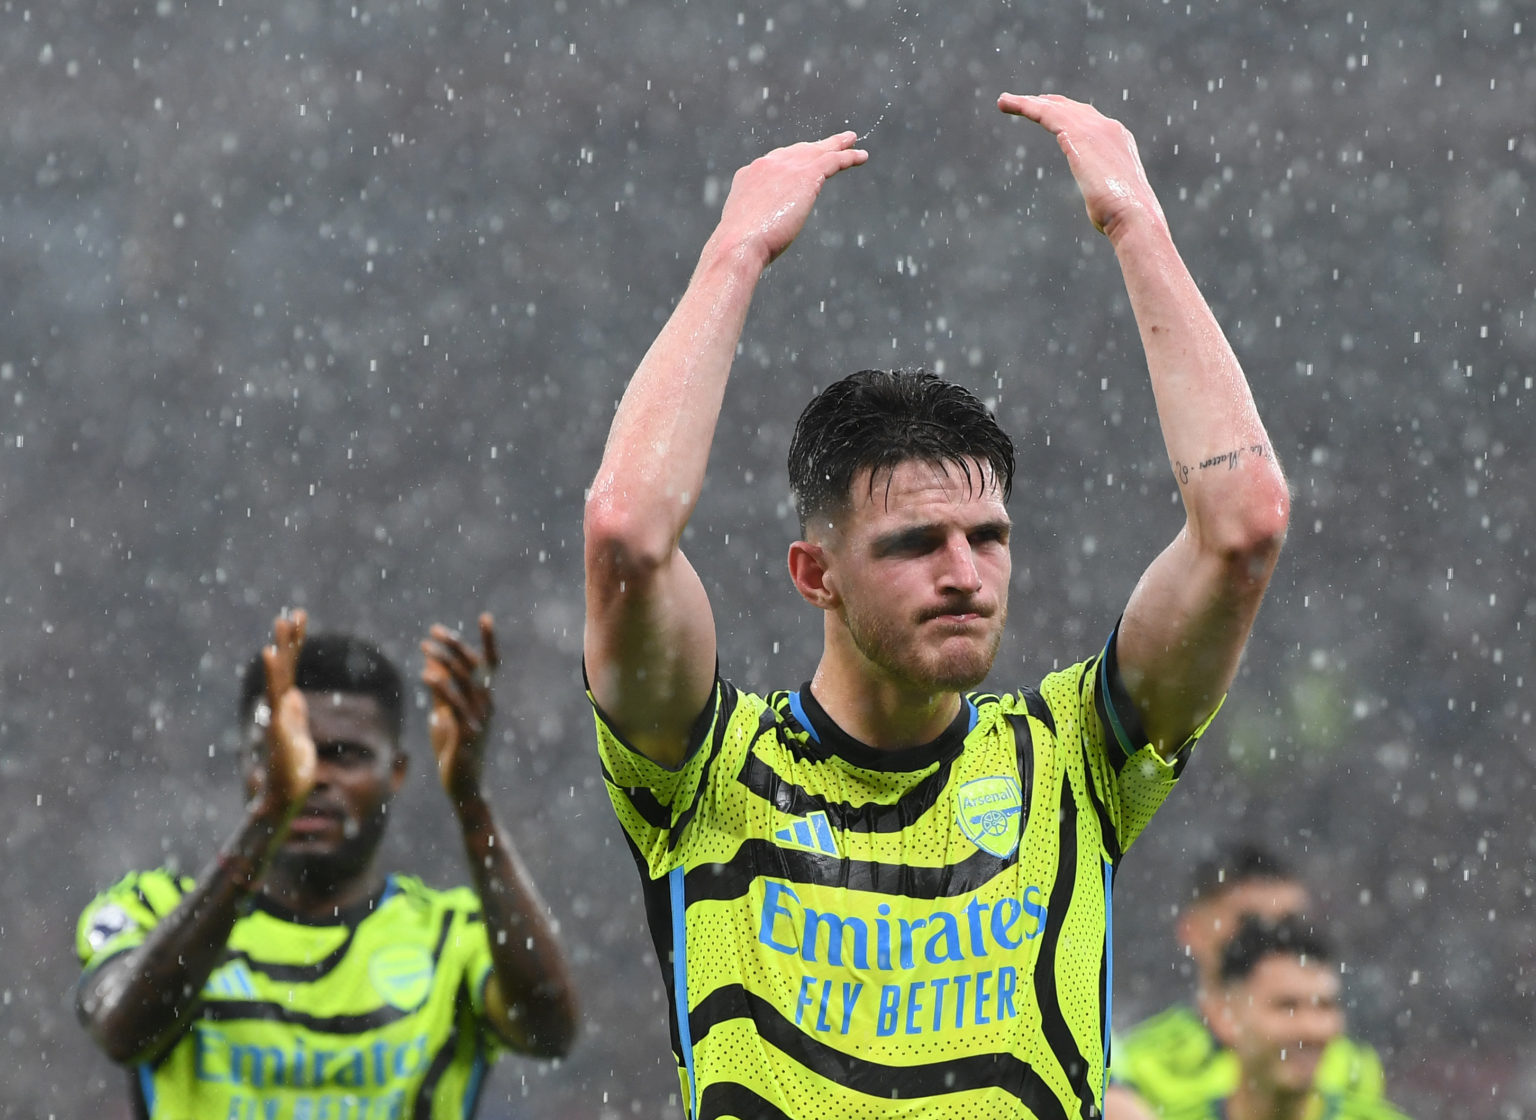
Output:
1226 1079 1320 1120
261 858 387 921
809 653 962 750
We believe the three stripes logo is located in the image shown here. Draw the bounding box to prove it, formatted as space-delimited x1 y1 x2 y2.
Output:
773 810 839 856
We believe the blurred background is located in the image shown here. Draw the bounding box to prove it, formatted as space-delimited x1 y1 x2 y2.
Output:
0 0 1531 1116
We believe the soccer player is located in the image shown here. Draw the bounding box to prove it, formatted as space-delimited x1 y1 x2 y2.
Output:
583 91 1291 1117
1153 917 1411 1120
1108 844 1384 1117
75 610 577 1119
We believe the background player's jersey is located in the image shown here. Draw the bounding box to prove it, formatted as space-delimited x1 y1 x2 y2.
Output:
77 870 502 1120
1157 1089 1412 1120
594 640 1215 1119
1113 1003 1385 1109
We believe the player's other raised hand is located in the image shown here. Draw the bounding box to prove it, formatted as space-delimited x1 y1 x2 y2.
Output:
421 613 500 805
254 609 318 816
997 93 1169 240
711 132 868 269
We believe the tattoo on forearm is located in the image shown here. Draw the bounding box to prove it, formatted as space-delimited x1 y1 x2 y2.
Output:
1173 442 1271 485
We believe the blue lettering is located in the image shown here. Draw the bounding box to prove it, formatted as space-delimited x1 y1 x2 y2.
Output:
372 1040 390 1084
803 908 869 968
904 981 926 1035
897 917 925 969
951 975 972 1029
998 966 1018 1019
758 882 800 955
964 898 991 957
923 910 965 965
333 1049 366 1088
229 1043 286 1089
974 969 994 1025
991 897 1023 949
194 1027 228 1084
877 985 901 1036
815 979 835 1032
393 1036 427 1079
876 904 893 969
1023 885 1048 939
840 983 863 1034
794 975 816 1026
929 976 950 1032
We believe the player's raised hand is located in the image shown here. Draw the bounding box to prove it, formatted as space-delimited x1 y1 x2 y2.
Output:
998 93 1168 240
421 613 500 805
713 132 868 268
255 609 317 815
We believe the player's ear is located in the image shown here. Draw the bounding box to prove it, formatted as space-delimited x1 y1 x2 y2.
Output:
1204 987 1240 1049
788 540 837 610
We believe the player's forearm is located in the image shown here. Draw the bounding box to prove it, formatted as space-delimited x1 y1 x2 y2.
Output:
585 241 764 571
1111 217 1290 553
456 794 578 1058
78 802 292 1063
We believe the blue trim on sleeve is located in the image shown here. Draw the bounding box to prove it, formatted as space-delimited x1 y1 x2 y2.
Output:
1102 856 1114 1105
462 1040 489 1120
1097 630 1139 758
669 866 698 1116
788 691 819 743
378 873 399 907
136 1064 155 1112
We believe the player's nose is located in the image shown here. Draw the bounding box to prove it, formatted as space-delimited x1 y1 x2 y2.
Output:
937 536 983 594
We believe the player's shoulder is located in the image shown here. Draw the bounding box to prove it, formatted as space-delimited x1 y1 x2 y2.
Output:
1121 1002 1209 1048
1114 1003 1226 1090
983 651 1105 724
977 687 1058 734
81 866 194 917
1317 1034 1386 1099
733 682 820 747
77 867 194 963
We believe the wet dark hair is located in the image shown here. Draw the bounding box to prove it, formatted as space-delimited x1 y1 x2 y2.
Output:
1188 841 1297 904
238 632 406 743
1218 914 1333 985
786 369 1015 535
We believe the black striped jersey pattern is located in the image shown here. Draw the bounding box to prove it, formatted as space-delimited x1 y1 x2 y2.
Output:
76 870 504 1119
594 640 1211 1119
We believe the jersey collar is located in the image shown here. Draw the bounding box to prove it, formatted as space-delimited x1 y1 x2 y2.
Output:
249 874 394 927
791 684 976 772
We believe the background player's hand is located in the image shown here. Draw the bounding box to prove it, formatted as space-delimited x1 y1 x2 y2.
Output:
997 93 1168 240
421 614 500 805
712 132 868 268
254 610 317 816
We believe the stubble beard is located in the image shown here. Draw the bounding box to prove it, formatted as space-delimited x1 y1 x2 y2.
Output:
270 807 389 896
843 597 1007 695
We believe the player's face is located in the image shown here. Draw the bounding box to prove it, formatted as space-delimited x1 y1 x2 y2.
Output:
1222 954 1344 1097
245 692 404 883
823 458 1010 694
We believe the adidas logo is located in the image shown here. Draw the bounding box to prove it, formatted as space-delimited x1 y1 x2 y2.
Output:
773 810 839 856
206 959 256 998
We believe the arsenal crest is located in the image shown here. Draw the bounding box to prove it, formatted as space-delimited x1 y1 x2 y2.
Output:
956 776 1024 858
